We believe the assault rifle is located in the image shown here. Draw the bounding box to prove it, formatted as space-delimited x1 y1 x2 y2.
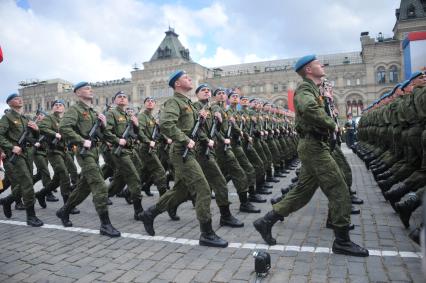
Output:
114 120 133 156
148 110 161 154
9 107 42 164
204 116 218 158
182 105 207 161
80 103 110 155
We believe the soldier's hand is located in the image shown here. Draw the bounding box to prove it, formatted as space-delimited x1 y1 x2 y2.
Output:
34 142 41 148
241 116 246 122
98 113 107 127
119 139 127 146
334 125 338 132
229 117 235 123
83 139 92 149
149 141 156 148
248 137 253 143
12 146 22 155
276 129 280 134
199 109 208 119
167 138 172 144
28 121 38 131
224 138 231 145
131 116 139 127
187 139 195 149
251 116 257 122
55 133 62 140
0 152 5 159
265 131 269 135
208 139 214 148
260 131 264 136
214 112 222 123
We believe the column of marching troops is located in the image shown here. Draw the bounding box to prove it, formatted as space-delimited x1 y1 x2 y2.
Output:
354 70 426 245
0 54 371 257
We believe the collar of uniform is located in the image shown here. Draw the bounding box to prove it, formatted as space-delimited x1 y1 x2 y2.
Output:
302 77 320 88
77 100 92 110
143 109 153 116
115 106 126 114
174 92 191 103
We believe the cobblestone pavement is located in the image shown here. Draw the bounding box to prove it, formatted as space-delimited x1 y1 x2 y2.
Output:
0 146 423 283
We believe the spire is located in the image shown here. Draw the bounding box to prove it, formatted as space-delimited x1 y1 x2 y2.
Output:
396 0 426 21
150 27 192 62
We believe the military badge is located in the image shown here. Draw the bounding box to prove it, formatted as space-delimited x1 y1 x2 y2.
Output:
82 112 89 120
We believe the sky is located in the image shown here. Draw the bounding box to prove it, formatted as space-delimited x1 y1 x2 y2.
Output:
0 0 401 110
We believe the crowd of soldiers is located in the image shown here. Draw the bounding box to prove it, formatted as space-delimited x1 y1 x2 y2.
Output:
354 70 426 245
0 54 371 257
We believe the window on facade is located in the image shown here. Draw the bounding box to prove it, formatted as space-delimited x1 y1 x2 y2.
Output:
407 4 416 18
139 88 144 99
273 84 278 92
376 67 386 84
105 97 109 105
281 84 287 91
46 101 50 110
95 98 99 105
346 79 351 86
24 105 27 112
251 86 256 93
356 78 361 85
67 102 70 108
330 80 335 87
259 86 264 93
389 65 399 83
29 104 32 112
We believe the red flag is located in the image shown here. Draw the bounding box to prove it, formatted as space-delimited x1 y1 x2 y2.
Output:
287 89 295 112
0 45 3 63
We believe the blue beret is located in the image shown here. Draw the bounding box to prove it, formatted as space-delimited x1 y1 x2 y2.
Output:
240 95 248 100
6 93 20 104
113 90 126 100
401 80 411 90
249 97 258 103
213 88 226 96
390 83 402 95
227 91 239 99
294 54 317 72
409 71 423 81
144 96 155 103
168 70 185 88
195 84 210 94
73 81 89 93
51 99 65 107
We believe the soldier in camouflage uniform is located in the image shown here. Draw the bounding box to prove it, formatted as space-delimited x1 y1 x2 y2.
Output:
56 82 120 237
0 93 44 226
253 55 368 257
141 71 227 247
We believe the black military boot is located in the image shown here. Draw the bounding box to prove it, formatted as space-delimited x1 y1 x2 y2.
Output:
395 194 421 228
291 176 299 183
46 191 59 202
133 199 144 221
349 188 357 195
141 205 161 236
378 177 396 193
260 178 273 188
253 210 283 245
122 187 133 205
199 220 228 248
56 204 73 227
99 211 121 237
14 198 25 210
376 170 393 181
106 198 113 205
35 189 47 208
351 195 364 205
332 226 369 257
239 192 261 213
274 167 286 178
282 183 296 195
266 169 279 183
248 186 266 203
62 195 80 215
270 195 283 205
0 195 15 218
219 205 244 227
284 160 294 171
141 181 154 197
256 184 272 195
409 224 422 245
167 205 180 221
384 183 411 205
26 205 43 227
351 205 360 215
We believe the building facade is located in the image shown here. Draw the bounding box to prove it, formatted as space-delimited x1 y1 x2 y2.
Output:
19 0 426 117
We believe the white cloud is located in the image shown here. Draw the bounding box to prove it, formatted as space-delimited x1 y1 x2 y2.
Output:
198 47 242 67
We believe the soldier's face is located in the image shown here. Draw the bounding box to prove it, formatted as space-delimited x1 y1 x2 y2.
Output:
307 60 325 78
53 103 65 113
145 99 155 110
197 88 211 100
241 98 249 106
412 74 426 87
214 91 226 102
8 96 23 108
229 94 239 104
175 74 193 91
114 94 128 107
76 86 93 100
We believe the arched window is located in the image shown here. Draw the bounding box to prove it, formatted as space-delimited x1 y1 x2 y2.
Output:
376 67 386 84
407 4 416 18
346 96 364 117
389 65 399 83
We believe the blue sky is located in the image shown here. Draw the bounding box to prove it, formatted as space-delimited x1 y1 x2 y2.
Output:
0 0 401 109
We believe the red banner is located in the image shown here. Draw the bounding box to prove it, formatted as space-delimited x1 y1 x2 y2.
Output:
0 45 3 63
287 89 294 112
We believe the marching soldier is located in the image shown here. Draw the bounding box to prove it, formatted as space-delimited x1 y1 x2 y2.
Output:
253 55 368 257
56 82 120 237
0 93 44 226
141 70 228 247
